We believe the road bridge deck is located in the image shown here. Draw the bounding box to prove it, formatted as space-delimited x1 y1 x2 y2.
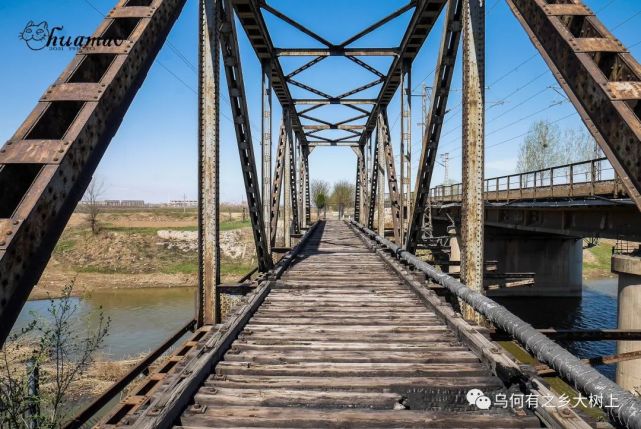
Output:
103 221 581 428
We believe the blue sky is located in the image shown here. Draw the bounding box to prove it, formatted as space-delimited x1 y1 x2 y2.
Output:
1 0 640 203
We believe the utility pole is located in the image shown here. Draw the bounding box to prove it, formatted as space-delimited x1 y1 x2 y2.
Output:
441 153 450 183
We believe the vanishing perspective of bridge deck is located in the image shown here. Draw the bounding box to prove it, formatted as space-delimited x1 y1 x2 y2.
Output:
3 0 641 428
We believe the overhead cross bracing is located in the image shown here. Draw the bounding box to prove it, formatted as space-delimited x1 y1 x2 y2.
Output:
233 0 447 150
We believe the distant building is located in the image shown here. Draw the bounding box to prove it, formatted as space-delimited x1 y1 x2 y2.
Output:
168 200 198 208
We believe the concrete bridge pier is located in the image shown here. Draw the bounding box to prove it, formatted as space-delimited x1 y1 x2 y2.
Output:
484 230 582 297
612 254 641 393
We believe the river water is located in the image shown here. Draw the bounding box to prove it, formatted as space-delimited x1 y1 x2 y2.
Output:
13 278 619 378
12 287 197 360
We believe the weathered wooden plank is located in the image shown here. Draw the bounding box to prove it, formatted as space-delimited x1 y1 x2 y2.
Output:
179 406 541 428
223 349 479 364
194 387 404 409
205 374 504 391
215 361 487 377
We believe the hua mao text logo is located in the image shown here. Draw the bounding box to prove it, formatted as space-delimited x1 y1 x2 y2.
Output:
19 20 126 51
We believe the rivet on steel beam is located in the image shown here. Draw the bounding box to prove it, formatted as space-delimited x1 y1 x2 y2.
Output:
0 241 5 246
12 221 19 226
6 231 12 236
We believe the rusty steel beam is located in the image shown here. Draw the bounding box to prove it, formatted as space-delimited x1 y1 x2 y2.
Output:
354 159 362 222
406 0 463 254
269 122 286 247
198 0 221 326
379 112 402 243
507 0 641 211
293 99 376 105
262 60 272 253
339 1 417 47
460 0 485 323
219 0 272 272
275 48 398 57
367 126 380 230
289 137 300 234
232 0 309 149
304 151 311 226
0 0 187 346
357 0 448 147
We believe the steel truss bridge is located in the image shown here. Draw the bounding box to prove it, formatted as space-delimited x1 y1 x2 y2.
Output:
2 0 641 428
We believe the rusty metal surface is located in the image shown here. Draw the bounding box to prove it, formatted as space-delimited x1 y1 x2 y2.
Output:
507 0 641 211
406 0 463 254
379 112 402 243
357 0 449 147
0 0 187 346
367 130 380 230
269 122 287 247
262 60 272 252
218 0 272 271
198 0 221 326
460 0 485 322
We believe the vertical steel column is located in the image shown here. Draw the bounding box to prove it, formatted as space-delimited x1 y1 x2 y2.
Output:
401 60 413 245
461 0 485 322
198 0 221 326
297 141 305 229
261 60 272 252
377 124 386 236
219 0 272 271
380 112 402 244
368 129 380 230
304 150 311 226
270 122 286 247
283 111 292 247
354 160 361 222
289 134 300 234
399 66 406 245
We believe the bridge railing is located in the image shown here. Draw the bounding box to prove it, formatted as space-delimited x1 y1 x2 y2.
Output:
430 157 624 202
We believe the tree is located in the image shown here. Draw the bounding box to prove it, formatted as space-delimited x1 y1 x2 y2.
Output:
0 281 110 428
311 180 330 220
83 179 104 235
517 120 564 176
331 181 355 219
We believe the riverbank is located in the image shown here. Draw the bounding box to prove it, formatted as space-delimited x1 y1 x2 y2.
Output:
29 208 256 300
583 241 616 280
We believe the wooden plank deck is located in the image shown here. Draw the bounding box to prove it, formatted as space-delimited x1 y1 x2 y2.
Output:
172 221 542 428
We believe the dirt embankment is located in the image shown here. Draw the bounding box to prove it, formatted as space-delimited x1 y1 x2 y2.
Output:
30 210 257 300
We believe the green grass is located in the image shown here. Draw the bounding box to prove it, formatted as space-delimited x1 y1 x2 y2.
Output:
160 261 254 277
498 341 605 420
584 242 613 271
54 238 77 253
162 261 199 274
220 220 251 231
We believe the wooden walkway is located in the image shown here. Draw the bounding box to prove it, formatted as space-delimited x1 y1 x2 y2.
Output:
169 221 542 428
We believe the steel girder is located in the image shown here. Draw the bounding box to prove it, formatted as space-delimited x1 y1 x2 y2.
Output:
261 60 272 252
199 0 222 326
288 126 300 234
0 0 187 346
304 151 311 226
406 0 463 253
232 0 309 147
460 0 485 323
355 161 362 222
367 129 381 230
507 0 641 211
357 0 448 147
219 0 272 272
269 122 287 247
379 112 402 243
